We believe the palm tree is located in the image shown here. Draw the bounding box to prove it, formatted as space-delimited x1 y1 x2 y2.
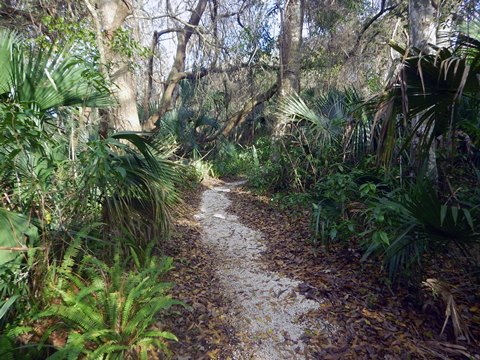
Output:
368 35 480 172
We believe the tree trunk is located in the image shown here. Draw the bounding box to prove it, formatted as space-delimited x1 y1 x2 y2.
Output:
409 0 437 52
143 30 159 113
143 0 208 131
278 0 304 98
202 82 278 143
409 0 439 180
273 0 304 140
86 0 142 133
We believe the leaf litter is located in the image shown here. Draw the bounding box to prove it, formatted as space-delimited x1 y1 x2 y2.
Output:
226 183 480 359
164 179 480 359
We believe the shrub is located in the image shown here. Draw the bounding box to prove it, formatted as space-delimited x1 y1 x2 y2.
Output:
37 243 181 359
362 181 480 281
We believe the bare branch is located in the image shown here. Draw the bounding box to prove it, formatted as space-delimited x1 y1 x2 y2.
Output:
346 1 399 58
202 82 278 142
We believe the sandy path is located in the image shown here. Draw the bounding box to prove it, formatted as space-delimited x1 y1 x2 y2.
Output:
194 181 326 359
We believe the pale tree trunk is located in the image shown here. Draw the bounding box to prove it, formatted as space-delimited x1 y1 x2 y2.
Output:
273 0 304 141
143 0 208 131
409 0 438 180
409 0 437 52
437 3 455 48
85 0 142 134
278 0 304 98
143 30 159 113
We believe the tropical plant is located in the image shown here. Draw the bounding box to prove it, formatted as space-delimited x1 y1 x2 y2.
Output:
141 80 219 157
273 89 370 192
212 141 256 177
277 92 335 150
0 30 111 116
363 181 480 280
76 131 181 244
368 34 480 169
39 244 181 359
0 28 186 359
189 150 215 181
310 165 358 251
0 28 111 237
0 233 39 333
0 257 32 329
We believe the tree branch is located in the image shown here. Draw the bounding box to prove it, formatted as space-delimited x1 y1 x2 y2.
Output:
346 1 399 58
202 82 278 142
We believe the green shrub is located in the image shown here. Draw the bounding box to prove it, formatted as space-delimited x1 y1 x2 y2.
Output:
212 141 253 177
309 165 358 250
38 243 181 359
362 181 480 281
78 132 181 244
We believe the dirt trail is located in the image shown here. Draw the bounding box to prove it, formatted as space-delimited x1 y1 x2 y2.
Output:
194 181 329 359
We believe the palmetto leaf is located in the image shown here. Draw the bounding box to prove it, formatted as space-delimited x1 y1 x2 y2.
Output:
0 207 38 265
0 29 111 116
368 38 480 166
279 93 322 125
277 92 334 149
77 131 181 243
380 181 480 279
0 30 18 96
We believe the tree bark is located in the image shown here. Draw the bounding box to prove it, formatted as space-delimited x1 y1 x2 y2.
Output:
143 30 159 112
409 0 437 52
278 0 304 98
409 0 438 179
202 82 278 142
86 0 142 133
273 0 304 145
143 0 208 131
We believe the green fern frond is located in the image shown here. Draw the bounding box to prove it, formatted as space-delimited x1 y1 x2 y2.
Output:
0 335 14 360
125 297 181 335
142 330 178 341
52 300 103 331
59 238 82 276
89 342 129 359
121 282 147 329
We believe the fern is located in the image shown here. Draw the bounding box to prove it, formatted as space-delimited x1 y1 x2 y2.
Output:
39 251 182 359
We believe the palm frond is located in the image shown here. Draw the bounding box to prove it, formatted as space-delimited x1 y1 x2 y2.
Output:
77 132 181 243
277 92 333 148
381 181 480 279
367 39 480 166
0 29 111 116
0 30 18 96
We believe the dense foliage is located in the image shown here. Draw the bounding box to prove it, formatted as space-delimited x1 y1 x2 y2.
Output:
0 29 184 358
1 0 480 357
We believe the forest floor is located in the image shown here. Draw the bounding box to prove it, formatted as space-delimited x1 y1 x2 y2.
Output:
163 179 480 360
